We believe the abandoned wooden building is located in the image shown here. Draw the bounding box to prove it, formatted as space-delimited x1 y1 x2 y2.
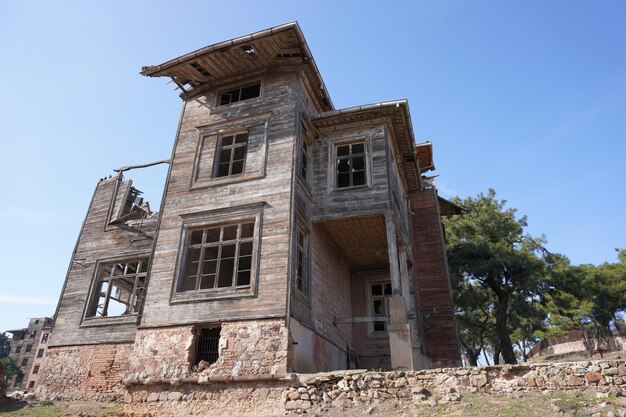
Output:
38 22 461 400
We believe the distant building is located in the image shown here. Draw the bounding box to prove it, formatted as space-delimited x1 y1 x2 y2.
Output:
6 317 52 391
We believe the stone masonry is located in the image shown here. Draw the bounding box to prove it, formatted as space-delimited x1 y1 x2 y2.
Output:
120 360 626 416
125 319 289 384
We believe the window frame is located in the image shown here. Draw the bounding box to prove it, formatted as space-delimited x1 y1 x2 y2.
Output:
81 253 152 327
171 204 263 304
25 344 32 353
294 224 310 296
36 349 44 358
217 81 262 107
327 133 373 193
368 280 392 336
298 121 314 187
212 131 249 178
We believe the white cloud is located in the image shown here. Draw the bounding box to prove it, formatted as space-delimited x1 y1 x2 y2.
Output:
0 295 57 305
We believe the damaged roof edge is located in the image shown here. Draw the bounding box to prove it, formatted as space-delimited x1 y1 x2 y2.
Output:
140 21 334 111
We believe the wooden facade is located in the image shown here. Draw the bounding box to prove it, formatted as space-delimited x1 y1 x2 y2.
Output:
46 22 460 385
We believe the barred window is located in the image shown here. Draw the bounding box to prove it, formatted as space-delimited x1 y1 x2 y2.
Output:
215 133 248 177
88 259 148 317
195 327 221 365
336 142 366 188
179 222 255 292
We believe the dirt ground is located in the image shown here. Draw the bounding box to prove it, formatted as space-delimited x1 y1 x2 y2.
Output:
1 391 625 417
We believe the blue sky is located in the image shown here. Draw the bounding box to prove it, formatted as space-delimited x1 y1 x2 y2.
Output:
1 1 624 333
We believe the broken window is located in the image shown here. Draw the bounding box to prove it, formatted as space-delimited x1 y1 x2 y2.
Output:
37 349 44 358
28 381 35 389
32 365 40 374
214 133 248 177
14 376 23 388
194 327 221 365
21 358 28 367
336 142 366 188
30 330 37 339
295 227 309 294
15 345 21 354
87 258 148 318
41 333 48 344
25 344 32 353
108 177 152 225
371 282 392 332
179 222 255 292
219 83 260 106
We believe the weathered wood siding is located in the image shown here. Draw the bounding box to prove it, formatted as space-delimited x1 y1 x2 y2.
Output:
140 72 299 328
50 178 156 347
311 125 390 221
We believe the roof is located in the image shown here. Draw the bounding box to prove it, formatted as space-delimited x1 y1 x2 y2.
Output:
140 22 333 112
310 100 426 192
438 196 464 216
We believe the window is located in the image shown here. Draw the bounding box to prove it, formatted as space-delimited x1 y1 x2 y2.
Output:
37 349 44 358
32 365 40 374
14 376 23 388
295 227 309 294
371 282 392 332
28 381 35 389
25 344 32 353
34 320 39 324
30 330 37 339
88 258 148 317
336 142 366 188
214 133 248 177
194 327 221 365
15 345 21 354
21 358 28 367
219 83 260 106
179 222 254 292
41 333 49 344
300 141 309 180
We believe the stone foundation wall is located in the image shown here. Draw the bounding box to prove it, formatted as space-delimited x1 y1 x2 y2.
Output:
36 343 133 401
126 319 289 384
122 360 626 416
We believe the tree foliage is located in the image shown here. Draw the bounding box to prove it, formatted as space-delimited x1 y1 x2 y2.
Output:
0 332 10 359
444 189 550 364
446 189 626 365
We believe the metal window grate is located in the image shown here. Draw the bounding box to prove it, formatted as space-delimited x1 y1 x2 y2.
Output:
195 327 221 365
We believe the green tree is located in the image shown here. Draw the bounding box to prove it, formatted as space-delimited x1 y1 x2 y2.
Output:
1 357 23 383
444 189 550 364
0 332 10 358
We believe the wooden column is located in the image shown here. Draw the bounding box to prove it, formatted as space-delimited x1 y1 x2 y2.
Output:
398 247 412 312
384 212 402 296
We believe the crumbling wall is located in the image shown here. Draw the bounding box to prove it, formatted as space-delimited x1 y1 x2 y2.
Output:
126 319 289 384
122 360 626 416
36 343 133 401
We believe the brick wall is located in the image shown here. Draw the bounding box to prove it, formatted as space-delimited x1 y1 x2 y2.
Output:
36 343 133 401
409 188 461 367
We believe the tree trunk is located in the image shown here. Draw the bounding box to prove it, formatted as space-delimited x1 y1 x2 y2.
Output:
494 294 517 364
463 348 480 366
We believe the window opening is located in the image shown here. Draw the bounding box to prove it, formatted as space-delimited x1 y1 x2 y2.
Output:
219 83 260 106
28 381 35 389
21 358 28 367
179 222 254 292
88 259 148 317
215 133 248 178
37 349 44 358
25 344 32 353
15 345 21 354
41 333 48 344
32 365 40 374
30 330 37 339
14 376 23 388
371 282 392 332
336 142 366 188
295 228 309 293
300 141 309 180
195 327 221 365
